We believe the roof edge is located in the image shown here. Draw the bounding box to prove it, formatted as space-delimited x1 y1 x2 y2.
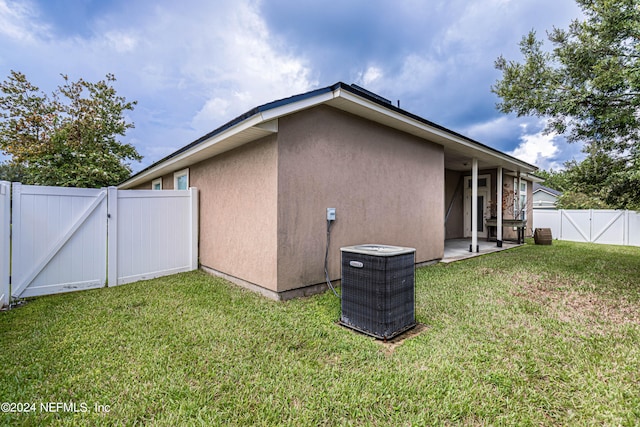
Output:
120 82 538 187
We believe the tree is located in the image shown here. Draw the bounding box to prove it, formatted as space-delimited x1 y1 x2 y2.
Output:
492 0 640 209
0 71 141 187
535 169 571 192
0 161 26 182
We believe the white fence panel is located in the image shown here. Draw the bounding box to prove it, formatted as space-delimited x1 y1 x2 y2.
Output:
533 209 640 247
628 211 640 246
12 184 107 299
532 209 562 234
591 210 625 245
108 187 198 286
560 210 591 243
0 181 9 307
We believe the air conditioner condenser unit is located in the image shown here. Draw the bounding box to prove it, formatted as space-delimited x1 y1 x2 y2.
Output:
340 244 416 340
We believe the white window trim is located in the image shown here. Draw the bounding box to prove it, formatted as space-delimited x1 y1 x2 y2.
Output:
174 168 189 190
513 178 527 220
152 178 163 190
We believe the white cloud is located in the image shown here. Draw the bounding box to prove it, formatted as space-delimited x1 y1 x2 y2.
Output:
0 0 317 165
129 0 316 132
465 116 513 141
0 0 49 42
360 66 383 86
0 0 586 173
355 54 445 104
192 97 231 129
509 130 561 170
102 30 138 53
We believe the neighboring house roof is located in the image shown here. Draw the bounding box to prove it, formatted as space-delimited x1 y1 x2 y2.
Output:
120 82 539 189
533 183 562 197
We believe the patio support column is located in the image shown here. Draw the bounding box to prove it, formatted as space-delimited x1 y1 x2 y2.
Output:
497 166 503 247
517 171 523 244
470 158 479 252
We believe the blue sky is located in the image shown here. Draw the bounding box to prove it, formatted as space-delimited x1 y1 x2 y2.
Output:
0 0 585 173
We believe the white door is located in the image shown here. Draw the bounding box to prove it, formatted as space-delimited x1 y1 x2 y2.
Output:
463 175 491 238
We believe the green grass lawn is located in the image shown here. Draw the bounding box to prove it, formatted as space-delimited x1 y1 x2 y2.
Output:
1 240 639 426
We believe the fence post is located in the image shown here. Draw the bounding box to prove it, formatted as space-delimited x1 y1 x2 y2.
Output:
189 187 199 271
0 182 10 307
107 187 118 287
624 210 629 246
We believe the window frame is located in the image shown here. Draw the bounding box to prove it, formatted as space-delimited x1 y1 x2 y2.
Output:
152 178 163 190
513 178 527 220
173 169 189 190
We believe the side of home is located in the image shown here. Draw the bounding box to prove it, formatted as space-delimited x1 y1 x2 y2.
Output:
122 83 539 299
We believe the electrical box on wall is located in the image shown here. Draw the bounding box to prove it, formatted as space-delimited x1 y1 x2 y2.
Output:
327 208 336 221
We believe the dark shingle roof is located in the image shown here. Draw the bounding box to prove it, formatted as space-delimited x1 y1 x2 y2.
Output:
533 182 562 196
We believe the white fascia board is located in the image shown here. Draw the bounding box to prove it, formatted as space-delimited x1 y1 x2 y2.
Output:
121 113 270 188
334 88 537 173
259 91 336 121
120 93 335 189
146 90 333 182
505 171 544 182
255 119 278 132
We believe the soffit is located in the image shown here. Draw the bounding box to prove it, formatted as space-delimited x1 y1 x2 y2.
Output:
325 92 536 174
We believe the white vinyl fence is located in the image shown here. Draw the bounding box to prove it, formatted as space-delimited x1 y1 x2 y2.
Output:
1 182 198 306
533 209 640 247
12 184 109 299
0 182 9 307
107 187 198 286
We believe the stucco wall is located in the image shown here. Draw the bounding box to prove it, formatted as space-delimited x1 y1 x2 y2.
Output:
276 106 444 292
132 174 173 190
445 169 464 239
190 135 278 291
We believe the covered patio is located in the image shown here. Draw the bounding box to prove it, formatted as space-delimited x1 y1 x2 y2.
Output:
440 239 522 263
443 139 541 254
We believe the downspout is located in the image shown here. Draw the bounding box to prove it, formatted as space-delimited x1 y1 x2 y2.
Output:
497 166 503 247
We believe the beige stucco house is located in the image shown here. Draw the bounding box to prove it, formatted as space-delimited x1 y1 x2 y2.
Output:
120 83 539 299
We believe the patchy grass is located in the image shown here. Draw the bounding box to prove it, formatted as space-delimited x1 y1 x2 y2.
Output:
0 240 639 425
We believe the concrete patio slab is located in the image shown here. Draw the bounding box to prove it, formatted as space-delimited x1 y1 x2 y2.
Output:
441 239 521 263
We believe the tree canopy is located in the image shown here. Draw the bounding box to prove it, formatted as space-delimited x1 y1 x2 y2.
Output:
0 71 141 187
492 0 640 210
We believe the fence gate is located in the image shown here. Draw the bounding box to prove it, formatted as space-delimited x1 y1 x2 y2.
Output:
533 209 640 247
1 183 198 306
11 184 108 299
0 182 9 307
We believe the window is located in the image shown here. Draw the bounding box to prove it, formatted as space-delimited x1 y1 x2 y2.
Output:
514 178 527 220
468 178 487 188
174 169 189 190
152 178 162 190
